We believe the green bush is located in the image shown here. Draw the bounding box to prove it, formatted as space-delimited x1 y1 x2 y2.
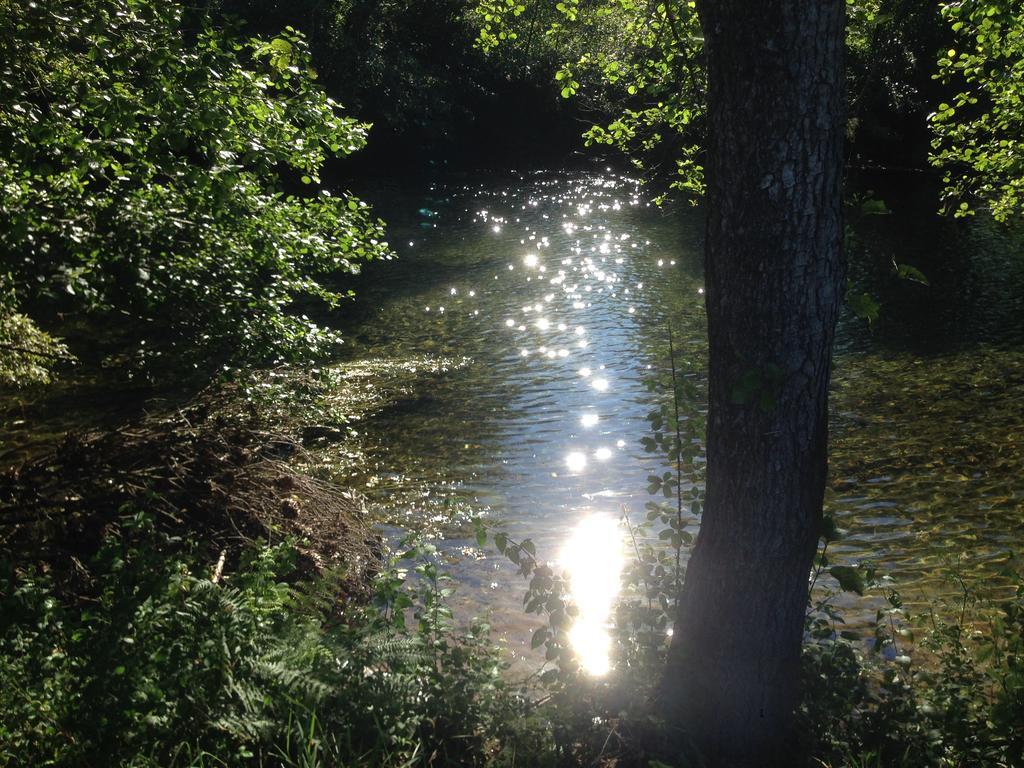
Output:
931 0 1024 221
0 517 551 767
801 573 1024 768
0 0 389 372
0 276 72 385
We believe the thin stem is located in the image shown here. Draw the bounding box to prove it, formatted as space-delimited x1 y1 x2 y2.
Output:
806 540 830 613
621 505 653 614
667 324 685 595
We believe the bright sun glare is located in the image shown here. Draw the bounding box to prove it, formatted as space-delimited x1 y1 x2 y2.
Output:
559 514 624 676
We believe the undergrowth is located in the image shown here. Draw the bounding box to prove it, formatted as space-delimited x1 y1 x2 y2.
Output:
0 514 547 767
3 513 1024 766
801 567 1024 768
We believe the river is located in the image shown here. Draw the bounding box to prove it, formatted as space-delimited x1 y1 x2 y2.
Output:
336 167 1024 666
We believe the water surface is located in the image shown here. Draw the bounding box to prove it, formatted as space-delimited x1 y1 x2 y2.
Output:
337 169 1024 660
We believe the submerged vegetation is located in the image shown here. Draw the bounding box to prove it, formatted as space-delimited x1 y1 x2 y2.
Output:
2 0 1024 765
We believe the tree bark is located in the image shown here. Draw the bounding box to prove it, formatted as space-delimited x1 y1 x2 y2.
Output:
660 2 846 766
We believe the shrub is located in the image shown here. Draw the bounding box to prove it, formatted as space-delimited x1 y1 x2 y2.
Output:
0 517 552 767
0 0 390 372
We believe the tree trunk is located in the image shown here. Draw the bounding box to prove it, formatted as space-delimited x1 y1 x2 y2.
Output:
660 2 846 766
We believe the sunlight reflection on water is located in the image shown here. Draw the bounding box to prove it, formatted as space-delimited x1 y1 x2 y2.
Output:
337 170 1024 663
559 514 624 676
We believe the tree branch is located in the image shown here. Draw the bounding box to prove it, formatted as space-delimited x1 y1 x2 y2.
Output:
0 342 74 361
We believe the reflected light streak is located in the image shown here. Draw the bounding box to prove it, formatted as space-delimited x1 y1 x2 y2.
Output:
559 515 624 676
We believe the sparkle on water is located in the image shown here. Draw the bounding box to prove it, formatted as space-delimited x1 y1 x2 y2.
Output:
560 514 625 676
322 169 1024 675
565 451 588 473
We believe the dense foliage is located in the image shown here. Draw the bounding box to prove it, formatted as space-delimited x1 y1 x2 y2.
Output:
932 0 1024 220
0 0 389 374
0 516 540 767
208 0 588 167
0 278 71 386
845 0 950 161
802 573 1024 767
472 0 1024 223
475 0 707 200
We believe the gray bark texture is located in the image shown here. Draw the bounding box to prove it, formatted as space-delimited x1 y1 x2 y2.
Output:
660 1 846 766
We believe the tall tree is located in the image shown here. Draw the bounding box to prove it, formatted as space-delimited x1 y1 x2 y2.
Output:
659 2 846 766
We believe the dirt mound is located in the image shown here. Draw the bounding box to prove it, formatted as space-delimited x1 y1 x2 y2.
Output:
0 386 381 596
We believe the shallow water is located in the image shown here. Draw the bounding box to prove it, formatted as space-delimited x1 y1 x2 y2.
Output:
337 168 1024 659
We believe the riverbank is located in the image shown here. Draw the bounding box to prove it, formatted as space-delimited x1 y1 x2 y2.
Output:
0 355 482 586
1 383 374 595
3 351 1024 767
0 358 545 766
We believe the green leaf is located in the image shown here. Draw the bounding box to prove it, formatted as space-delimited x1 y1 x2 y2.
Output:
821 514 840 542
829 565 865 595
531 627 549 649
859 197 889 215
893 262 930 286
848 292 881 325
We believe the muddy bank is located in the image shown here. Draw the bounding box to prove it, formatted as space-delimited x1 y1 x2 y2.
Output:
0 393 377 601
0 356 471 596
